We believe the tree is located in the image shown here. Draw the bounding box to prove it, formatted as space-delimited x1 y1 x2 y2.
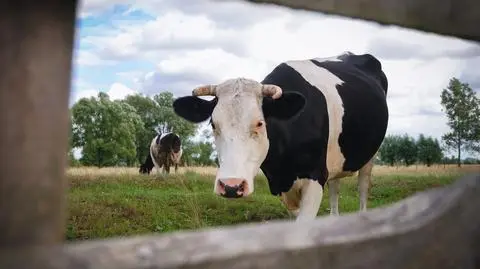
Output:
71 92 143 167
397 134 417 166
378 134 402 166
180 140 215 166
417 134 443 166
440 77 480 167
123 94 162 164
195 142 215 166
123 92 198 165
153 92 197 138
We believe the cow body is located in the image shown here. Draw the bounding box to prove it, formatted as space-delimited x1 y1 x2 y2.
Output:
173 52 388 221
139 132 183 175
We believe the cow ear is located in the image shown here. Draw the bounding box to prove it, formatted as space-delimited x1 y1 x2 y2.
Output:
173 96 218 123
262 92 306 120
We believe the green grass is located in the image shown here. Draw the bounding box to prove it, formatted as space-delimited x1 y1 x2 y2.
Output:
66 167 472 241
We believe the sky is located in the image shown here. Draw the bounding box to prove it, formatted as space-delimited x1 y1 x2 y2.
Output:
72 0 480 158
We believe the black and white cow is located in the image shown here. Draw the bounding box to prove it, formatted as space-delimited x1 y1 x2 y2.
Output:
139 132 183 175
172 52 388 221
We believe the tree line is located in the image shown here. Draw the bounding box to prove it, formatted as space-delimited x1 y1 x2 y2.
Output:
378 133 442 166
68 91 216 167
68 77 480 168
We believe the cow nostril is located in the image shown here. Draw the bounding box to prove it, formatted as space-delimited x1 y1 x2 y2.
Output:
217 178 248 198
238 180 247 192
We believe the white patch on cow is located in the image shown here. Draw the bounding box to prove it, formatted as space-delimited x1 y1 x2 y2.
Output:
328 179 340 215
295 179 324 222
358 155 375 211
159 132 171 142
149 135 162 174
171 147 183 164
285 59 347 179
210 78 270 196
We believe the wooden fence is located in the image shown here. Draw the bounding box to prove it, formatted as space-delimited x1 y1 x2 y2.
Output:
0 0 479 268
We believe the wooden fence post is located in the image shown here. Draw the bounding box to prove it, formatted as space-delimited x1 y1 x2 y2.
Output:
0 0 78 247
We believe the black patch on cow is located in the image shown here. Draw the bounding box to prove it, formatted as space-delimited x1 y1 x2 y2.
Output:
259 63 330 195
159 133 182 153
173 96 218 123
336 52 388 94
262 92 306 120
310 53 388 172
139 152 154 174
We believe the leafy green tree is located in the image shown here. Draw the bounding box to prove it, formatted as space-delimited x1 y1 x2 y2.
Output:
195 141 215 166
123 92 198 165
66 116 79 167
463 157 480 164
123 94 161 164
417 134 443 166
378 134 402 166
180 139 215 166
153 92 197 138
71 92 142 167
397 134 417 166
440 77 480 167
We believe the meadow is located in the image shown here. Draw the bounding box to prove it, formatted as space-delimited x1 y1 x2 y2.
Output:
66 164 480 241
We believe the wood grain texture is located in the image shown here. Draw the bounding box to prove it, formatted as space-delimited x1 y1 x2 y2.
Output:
0 0 78 247
226 0 480 42
2 173 479 269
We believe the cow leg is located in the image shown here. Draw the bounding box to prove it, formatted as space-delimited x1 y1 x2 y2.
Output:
163 157 171 174
164 163 170 174
358 157 374 212
174 163 178 173
155 161 162 176
295 179 324 222
328 179 340 215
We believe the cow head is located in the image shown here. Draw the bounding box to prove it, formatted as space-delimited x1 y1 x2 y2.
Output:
173 78 305 198
170 134 183 163
139 163 152 174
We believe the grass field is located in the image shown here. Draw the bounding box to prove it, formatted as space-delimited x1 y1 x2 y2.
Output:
66 164 480 241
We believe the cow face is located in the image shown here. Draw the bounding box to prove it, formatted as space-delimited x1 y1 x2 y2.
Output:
170 134 183 163
173 78 305 198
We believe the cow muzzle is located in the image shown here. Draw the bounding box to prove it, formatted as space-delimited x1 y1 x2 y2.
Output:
215 178 249 198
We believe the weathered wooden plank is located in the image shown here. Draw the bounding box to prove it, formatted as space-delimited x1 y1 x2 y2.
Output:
2 173 479 269
0 0 78 247
228 0 480 42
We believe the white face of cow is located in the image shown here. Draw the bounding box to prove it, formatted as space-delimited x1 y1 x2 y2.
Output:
210 79 271 197
173 78 306 199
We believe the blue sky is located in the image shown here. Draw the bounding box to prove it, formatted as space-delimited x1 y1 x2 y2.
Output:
71 5 156 101
72 0 480 158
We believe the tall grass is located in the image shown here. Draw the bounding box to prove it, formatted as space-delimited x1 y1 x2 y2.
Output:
66 164 479 241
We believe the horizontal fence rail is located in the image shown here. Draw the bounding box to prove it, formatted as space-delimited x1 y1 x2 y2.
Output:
1 0 480 269
233 0 480 43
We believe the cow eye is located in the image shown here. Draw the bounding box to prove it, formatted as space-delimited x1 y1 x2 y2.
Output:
256 121 264 128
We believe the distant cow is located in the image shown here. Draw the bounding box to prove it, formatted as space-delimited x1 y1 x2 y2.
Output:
172 52 388 221
139 132 183 175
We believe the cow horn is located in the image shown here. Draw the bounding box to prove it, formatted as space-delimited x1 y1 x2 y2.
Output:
262 84 282 99
192 85 217 96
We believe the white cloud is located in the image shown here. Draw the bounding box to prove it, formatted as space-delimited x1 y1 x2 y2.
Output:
70 88 98 105
107 82 138 100
75 0 480 155
70 81 137 105
74 50 116 66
